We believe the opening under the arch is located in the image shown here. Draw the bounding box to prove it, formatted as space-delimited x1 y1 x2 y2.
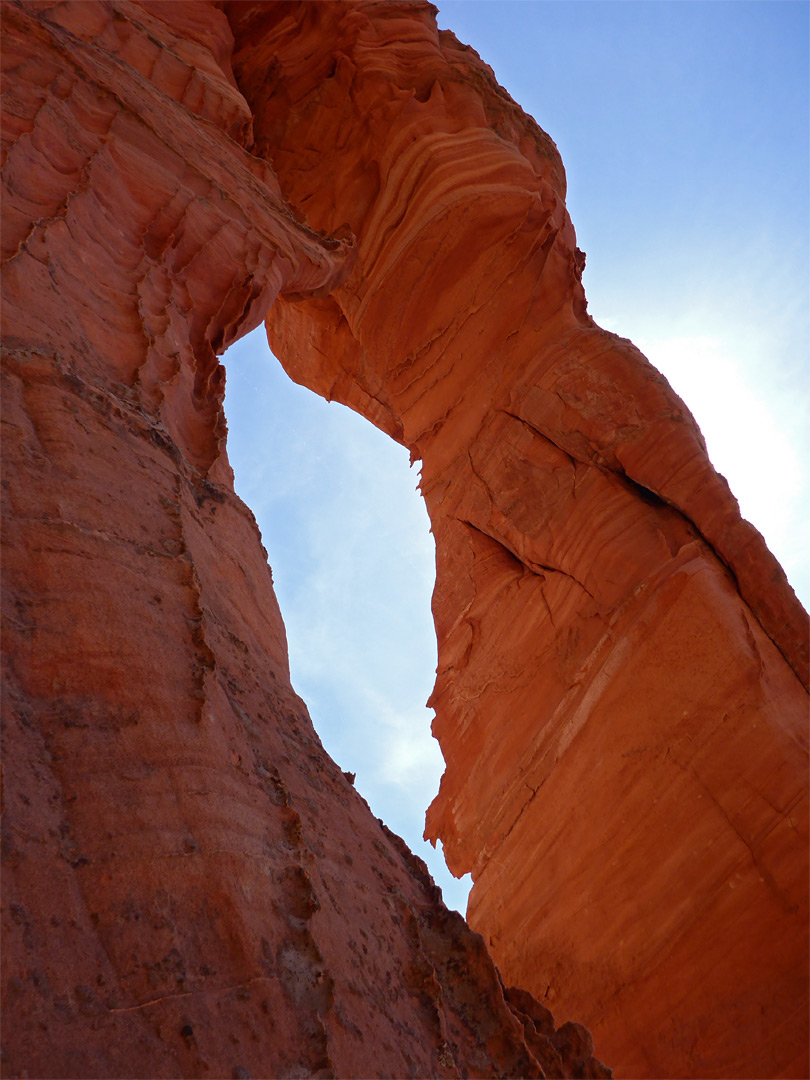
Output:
222 325 473 915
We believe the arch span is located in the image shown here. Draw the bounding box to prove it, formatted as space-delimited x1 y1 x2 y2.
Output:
228 3 809 1076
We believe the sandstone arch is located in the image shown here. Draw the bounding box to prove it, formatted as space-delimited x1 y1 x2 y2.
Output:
2 2 807 1078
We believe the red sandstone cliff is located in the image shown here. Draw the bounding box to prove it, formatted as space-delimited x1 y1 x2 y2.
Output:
2 2 807 1079
0 2 609 1077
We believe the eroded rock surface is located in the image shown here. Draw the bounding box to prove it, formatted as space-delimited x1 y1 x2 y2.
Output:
2 1 807 1079
0 2 609 1077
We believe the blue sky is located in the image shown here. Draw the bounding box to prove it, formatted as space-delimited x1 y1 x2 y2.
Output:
223 1 809 914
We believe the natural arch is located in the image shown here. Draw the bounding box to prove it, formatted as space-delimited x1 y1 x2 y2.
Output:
229 5 808 1074
1 2 807 1079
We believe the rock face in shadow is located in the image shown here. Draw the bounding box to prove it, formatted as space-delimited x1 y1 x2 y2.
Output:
227 3 809 1077
0 2 609 1078
0 2 806 1080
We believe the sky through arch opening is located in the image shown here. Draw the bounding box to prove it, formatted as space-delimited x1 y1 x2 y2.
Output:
221 326 473 915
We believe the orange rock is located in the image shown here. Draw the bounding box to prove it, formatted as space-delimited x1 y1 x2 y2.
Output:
3 0 807 1077
1 2 609 1078
228 3 808 1077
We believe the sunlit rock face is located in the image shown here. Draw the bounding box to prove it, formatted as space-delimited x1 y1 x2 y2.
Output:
0 2 611 1078
229 3 809 1078
1 1 806 1079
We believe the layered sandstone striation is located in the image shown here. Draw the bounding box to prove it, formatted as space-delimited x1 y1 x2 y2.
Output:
0 2 609 1077
2 2 807 1080
228 3 809 1077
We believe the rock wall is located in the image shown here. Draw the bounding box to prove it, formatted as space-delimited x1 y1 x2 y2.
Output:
228 3 809 1077
2 1 807 1079
0 2 609 1078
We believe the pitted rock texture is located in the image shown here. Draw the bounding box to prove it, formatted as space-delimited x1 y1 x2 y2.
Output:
228 2 809 1077
0 2 611 1078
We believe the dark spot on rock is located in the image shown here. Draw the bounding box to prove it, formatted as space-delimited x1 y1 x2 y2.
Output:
180 1024 194 1039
